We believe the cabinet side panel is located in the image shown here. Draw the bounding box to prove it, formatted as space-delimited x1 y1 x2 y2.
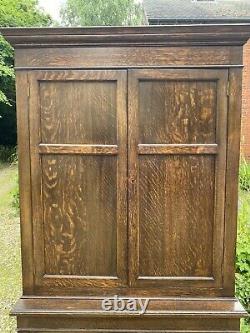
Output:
15 71 34 293
223 67 243 295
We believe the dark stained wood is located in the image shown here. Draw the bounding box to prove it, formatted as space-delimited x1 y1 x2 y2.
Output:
30 285 229 297
138 144 218 155
2 24 250 47
39 71 117 145
5 25 248 332
12 298 245 332
128 68 228 290
138 155 215 279
15 72 34 294
39 144 119 155
16 316 241 333
28 70 128 290
14 46 242 68
223 68 243 295
138 76 217 144
42 155 117 277
12 297 247 317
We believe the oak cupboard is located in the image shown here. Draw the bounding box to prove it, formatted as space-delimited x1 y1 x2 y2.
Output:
1 24 249 332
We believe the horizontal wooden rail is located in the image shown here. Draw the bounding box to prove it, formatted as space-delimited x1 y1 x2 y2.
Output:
138 144 218 155
138 276 214 281
39 144 118 155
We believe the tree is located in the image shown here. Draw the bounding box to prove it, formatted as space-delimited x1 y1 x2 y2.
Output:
0 0 52 145
0 0 52 27
0 35 14 106
60 0 145 26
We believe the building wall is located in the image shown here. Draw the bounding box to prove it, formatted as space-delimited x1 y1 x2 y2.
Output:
242 39 250 159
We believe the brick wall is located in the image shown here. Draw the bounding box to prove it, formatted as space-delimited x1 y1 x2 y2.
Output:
241 39 250 159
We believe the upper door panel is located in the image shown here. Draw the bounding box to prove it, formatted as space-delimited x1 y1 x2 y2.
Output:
139 80 216 144
40 79 117 145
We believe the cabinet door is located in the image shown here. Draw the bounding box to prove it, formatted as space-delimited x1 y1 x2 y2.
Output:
128 69 228 291
28 70 127 294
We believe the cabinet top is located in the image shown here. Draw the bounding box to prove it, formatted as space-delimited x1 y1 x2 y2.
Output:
1 24 250 48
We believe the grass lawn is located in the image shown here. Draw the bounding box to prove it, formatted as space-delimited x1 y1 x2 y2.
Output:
0 162 249 332
237 189 250 333
0 163 22 332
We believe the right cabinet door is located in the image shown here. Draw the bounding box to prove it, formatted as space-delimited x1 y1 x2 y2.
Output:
128 69 228 291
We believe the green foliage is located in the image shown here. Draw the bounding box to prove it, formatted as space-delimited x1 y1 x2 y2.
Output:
236 191 250 330
0 0 52 103
0 35 15 106
0 34 16 144
241 319 250 333
0 145 16 163
60 0 145 26
10 150 19 211
0 0 52 27
9 147 18 165
12 180 19 211
236 271 250 307
239 158 250 192
0 0 52 145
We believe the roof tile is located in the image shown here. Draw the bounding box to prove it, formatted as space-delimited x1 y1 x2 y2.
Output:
143 0 250 21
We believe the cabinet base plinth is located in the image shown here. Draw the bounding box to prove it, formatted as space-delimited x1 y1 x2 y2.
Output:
12 297 247 333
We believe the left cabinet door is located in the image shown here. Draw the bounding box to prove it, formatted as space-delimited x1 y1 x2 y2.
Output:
27 70 127 294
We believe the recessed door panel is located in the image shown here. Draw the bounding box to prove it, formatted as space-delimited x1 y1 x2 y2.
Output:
139 80 216 144
29 70 127 293
139 155 214 278
42 155 117 277
40 80 117 144
128 69 228 290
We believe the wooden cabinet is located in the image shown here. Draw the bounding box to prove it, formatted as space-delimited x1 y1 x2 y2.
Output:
1 24 249 332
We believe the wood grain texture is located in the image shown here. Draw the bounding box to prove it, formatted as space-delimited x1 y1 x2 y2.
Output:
33 285 227 297
14 46 243 69
12 297 247 317
40 79 117 145
223 68 243 295
138 144 218 155
15 72 34 294
16 316 241 333
28 70 128 290
128 68 228 289
138 80 217 144
10 26 247 332
39 144 118 155
138 155 214 278
12 297 245 332
2 24 250 47
42 155 117 276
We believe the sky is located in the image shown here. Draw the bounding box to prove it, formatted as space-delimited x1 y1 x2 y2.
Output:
38 0 65 21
